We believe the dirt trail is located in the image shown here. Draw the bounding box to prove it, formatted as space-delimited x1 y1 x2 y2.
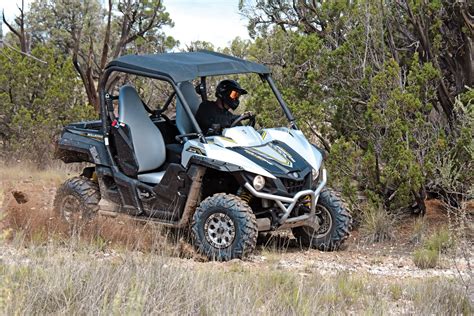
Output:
1 179 472 282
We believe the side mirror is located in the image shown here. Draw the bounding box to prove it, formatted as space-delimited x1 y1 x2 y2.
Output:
195 82 207 101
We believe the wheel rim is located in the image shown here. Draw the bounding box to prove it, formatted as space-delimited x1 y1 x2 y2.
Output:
61 195 83 224
304 205 333 238
204 212 236 249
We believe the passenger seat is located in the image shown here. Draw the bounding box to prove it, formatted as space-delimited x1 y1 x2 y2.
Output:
118 85 166 184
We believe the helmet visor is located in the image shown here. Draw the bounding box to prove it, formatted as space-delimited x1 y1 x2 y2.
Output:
229 90 241 100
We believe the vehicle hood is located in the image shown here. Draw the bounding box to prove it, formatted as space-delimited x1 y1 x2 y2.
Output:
182 126 323 179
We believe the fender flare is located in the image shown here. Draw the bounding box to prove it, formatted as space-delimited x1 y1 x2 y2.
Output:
55 131 111 166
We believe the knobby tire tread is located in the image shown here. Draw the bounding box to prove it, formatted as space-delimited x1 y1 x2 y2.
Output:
192 193 257 261
293 188 352 251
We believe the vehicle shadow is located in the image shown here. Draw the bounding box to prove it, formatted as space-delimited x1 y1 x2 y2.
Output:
256 232 307 253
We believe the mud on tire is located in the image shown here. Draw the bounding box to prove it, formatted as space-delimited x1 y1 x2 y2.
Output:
53 176 100 228
192 193 257 261
292 188 351 251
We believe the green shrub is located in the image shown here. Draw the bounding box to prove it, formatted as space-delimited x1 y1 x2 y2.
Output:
0 45 95 166
424 227 453 253
412 227 454 269
413 248 439 269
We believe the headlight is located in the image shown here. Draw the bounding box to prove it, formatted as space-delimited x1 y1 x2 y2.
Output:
312 169 319 182
253 175 266 191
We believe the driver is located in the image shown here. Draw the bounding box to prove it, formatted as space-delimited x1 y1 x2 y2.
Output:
195 79 249 134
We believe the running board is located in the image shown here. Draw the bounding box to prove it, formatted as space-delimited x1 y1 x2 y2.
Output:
98 199 120 212
98 209 179 227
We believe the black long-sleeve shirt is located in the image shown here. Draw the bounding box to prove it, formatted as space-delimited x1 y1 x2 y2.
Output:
195 100 239 133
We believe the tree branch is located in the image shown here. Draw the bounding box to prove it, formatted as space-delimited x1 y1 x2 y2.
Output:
2 42 47 64
305 121 332 153
124 3 161 45
100 0 112 70
2 10 22 40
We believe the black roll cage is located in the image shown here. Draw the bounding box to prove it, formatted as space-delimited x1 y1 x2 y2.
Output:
98 66 298 154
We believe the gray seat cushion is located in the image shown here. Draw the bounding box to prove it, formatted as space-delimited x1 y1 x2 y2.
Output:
119 85 166 173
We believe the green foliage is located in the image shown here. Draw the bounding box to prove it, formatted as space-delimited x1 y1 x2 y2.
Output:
429 91 474 200
237 20 445 213
0 0 470 220
25 0 176 108
412 227 454 269
324 137 362 208
235 0 472 217
412 248 439 269
424 227 453 254
29 0 175 56
185 40 215 52
0 45 95 165
356 57 439 210
221 37 251 58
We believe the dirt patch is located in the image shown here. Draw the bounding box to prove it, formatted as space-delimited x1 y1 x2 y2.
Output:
1 182 64 240
12 191 29 204
1 181 196 258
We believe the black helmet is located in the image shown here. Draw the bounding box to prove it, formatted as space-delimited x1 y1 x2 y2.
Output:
215 79 248 110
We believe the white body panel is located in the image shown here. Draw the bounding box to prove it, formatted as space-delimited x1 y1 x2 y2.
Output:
261 127 323 171
181 139 276 179
181 126 323 177
222 126 264 147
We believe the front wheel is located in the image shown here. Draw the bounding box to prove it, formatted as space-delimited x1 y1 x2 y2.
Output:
292 188 351 251
192 193 257 261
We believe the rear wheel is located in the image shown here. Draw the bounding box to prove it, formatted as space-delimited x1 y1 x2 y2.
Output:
192 193 257 261
53 177 100 231
292 188 351 251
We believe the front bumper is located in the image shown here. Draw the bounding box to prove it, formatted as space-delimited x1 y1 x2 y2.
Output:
244 169 327 228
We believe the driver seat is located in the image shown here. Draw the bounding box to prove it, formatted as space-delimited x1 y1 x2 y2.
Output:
176 81 201 135
118 85 166 184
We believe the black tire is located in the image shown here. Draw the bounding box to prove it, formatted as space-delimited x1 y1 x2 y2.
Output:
53 176 100 228
192 193 257 261
292 188 351 251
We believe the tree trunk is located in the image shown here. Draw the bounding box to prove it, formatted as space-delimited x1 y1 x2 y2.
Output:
2 0 29 53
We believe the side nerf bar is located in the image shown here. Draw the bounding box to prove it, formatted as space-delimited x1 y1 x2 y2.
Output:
244 169 327 225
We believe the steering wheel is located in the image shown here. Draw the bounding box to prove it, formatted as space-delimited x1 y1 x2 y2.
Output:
230 112 256 128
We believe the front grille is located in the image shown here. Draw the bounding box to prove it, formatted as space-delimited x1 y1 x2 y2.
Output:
281 175 309 194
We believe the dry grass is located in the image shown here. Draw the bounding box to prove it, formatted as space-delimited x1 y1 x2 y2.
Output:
2 199 196 258
0 162 196 257
2 194 67 243
0 161 75 186
410 217 427 244
1 164 472 314
359 205 395 243
412 227 456 269
0 245 471 315
424 227 454 253
412 248 439 269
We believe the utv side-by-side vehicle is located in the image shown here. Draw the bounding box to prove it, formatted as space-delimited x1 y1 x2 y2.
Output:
54 51 351 261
